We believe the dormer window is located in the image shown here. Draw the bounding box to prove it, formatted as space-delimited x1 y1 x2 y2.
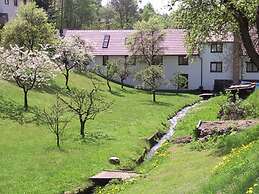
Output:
211 43 223 53
102 35 110 48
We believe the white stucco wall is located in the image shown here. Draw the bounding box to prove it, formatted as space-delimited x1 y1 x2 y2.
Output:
0 0 25 21
162 55 201 90
200 43 234 90
92 42 242 91
94 55 144 86
94 55 203 90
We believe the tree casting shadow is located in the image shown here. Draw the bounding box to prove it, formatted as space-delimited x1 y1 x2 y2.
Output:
0 95 44 125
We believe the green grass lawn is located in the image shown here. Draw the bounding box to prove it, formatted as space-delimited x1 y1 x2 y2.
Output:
98 96 226 194
97 144 222 194
107 91 259 194
0 73 199 194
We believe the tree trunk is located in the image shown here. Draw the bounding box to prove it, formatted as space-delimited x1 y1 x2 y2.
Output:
225 2 259 68
152 90 156 102
56 134 60 149
107 80 112 92
24 89 28 111
232 32 241 84
65 70 70 90
79 116 86 139
121 78 124 89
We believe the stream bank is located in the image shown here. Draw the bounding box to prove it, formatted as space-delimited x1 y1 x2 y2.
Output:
66 101 202 194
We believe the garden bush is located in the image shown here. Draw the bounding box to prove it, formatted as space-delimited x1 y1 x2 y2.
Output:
218 92 256 120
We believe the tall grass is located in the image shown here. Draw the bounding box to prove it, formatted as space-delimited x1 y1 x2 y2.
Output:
198 141 259 194
217 125 259 155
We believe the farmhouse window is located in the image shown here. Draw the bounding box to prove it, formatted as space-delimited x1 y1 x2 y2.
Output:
178 55 188 65
154 56 163 65
0 13 8 24
14 0 18 6
5 0 9 5
103 56 109 66
211 43 223 53
210 62 222 72
126 56 137 66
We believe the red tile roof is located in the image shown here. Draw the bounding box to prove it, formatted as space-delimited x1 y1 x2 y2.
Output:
64 29 233 56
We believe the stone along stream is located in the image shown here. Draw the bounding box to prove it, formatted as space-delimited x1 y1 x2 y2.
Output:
146 102 201 160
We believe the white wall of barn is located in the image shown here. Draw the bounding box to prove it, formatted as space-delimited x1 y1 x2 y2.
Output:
162 55 201 90
94 55 143 86
200 42 234 90
94 55 203 90
92 42 244 91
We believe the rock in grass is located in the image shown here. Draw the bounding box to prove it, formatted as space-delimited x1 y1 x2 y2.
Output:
109 157 120 165
173 136 193 144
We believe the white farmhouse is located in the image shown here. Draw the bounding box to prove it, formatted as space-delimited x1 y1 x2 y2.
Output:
64 29 259 91
0 0 28 24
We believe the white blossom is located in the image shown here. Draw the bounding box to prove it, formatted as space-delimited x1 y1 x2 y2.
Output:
0 45 57 90
53 36 93 72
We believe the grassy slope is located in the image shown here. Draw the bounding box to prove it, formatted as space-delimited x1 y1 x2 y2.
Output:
116 92 259 194
116 145 221 194
198 128 259 194
0 73 198 194
100 96 225 194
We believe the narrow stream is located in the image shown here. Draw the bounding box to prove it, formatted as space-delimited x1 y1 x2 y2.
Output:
146 102 201 160
74 101 202 194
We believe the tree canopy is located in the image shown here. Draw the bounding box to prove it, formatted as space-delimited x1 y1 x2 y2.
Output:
127 17 165 66
1 2 56 50
110 0 139 29
171 0 259 67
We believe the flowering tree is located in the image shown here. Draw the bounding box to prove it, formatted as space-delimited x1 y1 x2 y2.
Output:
53 36 93 90
0 46 57 111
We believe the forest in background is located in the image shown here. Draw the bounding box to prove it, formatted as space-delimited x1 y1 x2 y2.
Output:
35 0 173 30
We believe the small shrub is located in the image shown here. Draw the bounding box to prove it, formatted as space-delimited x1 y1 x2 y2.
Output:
218 92 255 120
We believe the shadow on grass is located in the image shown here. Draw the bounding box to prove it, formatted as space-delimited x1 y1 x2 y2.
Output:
44 146 68 153
35 81 69 96
73 131 115 145
0 95 45 125
0 95 25 124
157 92 189 97
110 90 125 97
141 100 174 107
120 88 136 94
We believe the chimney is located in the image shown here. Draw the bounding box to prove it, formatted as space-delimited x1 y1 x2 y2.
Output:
232 32 241 84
